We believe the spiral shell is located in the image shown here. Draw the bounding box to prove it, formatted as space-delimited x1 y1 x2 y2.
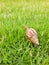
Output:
25 26 39 45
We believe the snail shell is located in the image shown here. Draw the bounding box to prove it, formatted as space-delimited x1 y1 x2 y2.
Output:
25 26 39 45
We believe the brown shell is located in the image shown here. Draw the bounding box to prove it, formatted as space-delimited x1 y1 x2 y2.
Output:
25 26 39 45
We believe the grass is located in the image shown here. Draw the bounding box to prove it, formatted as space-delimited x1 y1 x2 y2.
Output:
0 0 49 65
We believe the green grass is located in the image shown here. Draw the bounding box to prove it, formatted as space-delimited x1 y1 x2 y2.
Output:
0 0 49 65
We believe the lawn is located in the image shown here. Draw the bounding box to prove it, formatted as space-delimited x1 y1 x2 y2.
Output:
0 0 49 65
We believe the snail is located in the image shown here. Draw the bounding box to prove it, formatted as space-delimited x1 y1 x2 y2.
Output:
25 26 39 45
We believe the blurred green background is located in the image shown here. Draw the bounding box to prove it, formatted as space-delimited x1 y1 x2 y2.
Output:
0 0 49 65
